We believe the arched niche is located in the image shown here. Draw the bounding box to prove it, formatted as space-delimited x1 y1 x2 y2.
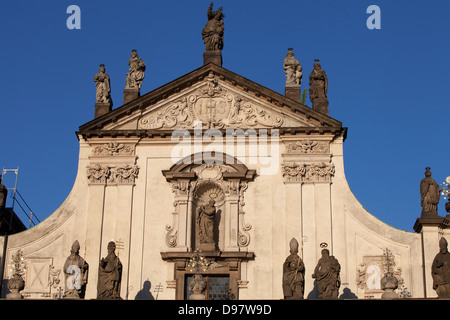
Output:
161 152 256 253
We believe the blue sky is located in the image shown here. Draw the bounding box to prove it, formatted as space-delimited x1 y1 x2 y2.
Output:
0 0 449 231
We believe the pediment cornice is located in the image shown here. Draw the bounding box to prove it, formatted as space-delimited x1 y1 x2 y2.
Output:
79 64 343 136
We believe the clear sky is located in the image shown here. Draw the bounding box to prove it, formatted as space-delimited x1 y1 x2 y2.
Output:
0 0 449 231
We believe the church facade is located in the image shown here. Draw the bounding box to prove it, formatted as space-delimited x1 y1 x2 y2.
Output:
1 5 449 300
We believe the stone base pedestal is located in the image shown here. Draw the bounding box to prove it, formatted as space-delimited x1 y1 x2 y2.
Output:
198 243 216 252
413 215 445 233
285 86 301 102
312 99 329 115
203 50 222 66
95 102 112 118
123 88 140 105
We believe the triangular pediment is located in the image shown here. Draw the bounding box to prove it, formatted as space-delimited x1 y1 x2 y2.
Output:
79 64 342 135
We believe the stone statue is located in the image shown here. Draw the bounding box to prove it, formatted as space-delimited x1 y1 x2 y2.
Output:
97 241 122 299
309 59 329 114
93 64 111 103
431 237 450 298
63 240 89 299
283 49 302 86
0 175 7 209
189 274 207 300
312 248 341 299
197 199 216 250
202 3 225 51
420 167 442 216
125 49 146 89
282 238 305 299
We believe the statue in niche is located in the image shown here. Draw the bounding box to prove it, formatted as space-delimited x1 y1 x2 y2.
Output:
312 248 341 299
197 199 217 250
97 241 122 299
282 238 305 299
125 49 146 89
309 59 329 114
420 167 442 216
202 3 225 51
93 64 111 103
0 175 7 210
431 237 450 298
283 49 302 86
63 240 89 299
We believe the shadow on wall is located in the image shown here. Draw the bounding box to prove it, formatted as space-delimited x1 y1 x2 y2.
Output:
307 280 358 300
134 280 155 300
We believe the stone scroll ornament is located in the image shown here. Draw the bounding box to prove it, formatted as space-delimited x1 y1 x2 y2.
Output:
93 64 112 103
139 72 284 130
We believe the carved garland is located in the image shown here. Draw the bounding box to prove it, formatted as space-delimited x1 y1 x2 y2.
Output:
281 162 335 183
285 139 329 154
86 163 139 184
92 143 135 156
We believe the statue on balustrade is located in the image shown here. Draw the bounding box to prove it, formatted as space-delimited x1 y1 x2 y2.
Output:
312 248 341 299
63 240 89 299
282 238 305 299
97 241 122 299
432 237 450 299
420 167 442 216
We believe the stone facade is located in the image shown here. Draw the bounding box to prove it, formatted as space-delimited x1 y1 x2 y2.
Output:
0 63 448 300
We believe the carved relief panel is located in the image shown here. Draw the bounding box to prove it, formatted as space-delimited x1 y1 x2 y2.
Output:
139 71 284 130
87 141 139 185
356 253 404 298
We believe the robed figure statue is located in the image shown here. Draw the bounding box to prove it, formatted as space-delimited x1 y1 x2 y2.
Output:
97 241 122 299
63 240 89 299
431 237 450 299
312 248 341 299
202 3 225 51
420 167 442 216
282 238 305 299
93 64 111 104
197 199 216 250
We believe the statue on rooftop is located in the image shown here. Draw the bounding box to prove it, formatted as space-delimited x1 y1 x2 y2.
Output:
97 241 122 299
282 238 305 299
431 237 450 298
309 59 329 114
63 240 89 299
283 49 302 86
312 248 341 299
125 49 146 90
420 167 442 216
94 64 111 104
202 3 225 51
